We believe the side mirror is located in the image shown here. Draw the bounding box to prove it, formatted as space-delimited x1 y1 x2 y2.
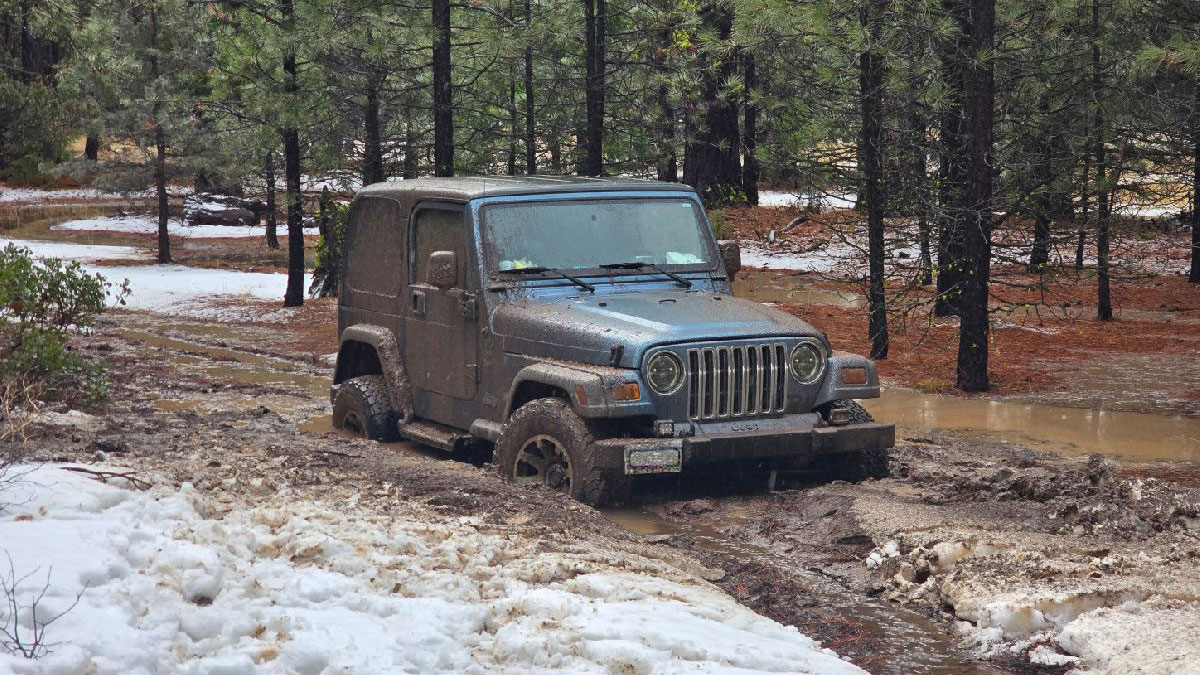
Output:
428 250 458 290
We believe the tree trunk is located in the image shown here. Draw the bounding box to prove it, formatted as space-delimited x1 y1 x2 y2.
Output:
742 50 760 206
909 107 933 285
653 21 677 182
265 153 279 249
580 0 607 176
859 0 888 360
432 0 454 177
955 0 994 392
934 0 969 316
402 105 418 179
1092 0 1111 320
1077 153 1089 270
84 135 100 161
524 0 536 174
363 75 385 185
282 0 305 308
508 75 518 175
1190 80 1199 283
154 122 170 264
682 1 741 207
1029 101 1053 270
149 5 169 264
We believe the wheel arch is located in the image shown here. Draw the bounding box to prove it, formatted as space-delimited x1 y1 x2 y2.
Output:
335 324 413 422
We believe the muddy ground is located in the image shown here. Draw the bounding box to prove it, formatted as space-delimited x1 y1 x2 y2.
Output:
15 313 1198 674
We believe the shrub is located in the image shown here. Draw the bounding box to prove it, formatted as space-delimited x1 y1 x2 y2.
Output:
0 244 126 445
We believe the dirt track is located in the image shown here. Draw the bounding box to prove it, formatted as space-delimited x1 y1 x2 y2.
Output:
18 313 1200 674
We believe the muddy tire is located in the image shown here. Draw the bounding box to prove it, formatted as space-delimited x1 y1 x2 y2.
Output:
819 400 889 482
332 375 398 441
494 398 628 506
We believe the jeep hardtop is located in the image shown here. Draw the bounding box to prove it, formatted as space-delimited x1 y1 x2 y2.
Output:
331 176 895 504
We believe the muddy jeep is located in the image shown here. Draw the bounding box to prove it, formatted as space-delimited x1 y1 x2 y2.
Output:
331 176 894 504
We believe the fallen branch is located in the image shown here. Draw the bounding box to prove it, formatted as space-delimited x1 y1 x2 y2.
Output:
59 467 151 491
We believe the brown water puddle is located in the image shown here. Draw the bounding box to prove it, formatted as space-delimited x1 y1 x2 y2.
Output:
865 388 1200 464
733 274 864 307
0 202 143 233
605 507 1006 675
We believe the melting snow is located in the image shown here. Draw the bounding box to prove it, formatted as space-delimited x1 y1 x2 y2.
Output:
0 466 865 674
0 237 302 315
52 216 272 239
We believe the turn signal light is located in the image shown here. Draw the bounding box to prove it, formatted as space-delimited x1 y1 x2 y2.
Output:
841 368 868 385
610 382 641 401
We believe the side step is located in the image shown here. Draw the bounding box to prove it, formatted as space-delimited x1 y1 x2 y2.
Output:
397 419 462 451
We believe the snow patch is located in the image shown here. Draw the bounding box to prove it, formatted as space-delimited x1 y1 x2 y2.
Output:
0 465 866 675
52 216 271 239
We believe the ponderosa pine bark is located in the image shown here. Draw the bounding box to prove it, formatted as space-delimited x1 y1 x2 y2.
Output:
682 1 741 207
580 0 607 176
524 0 535 174
1190 80 1199 283
265 152 279 250
742 50 760 206
282 0 305 308
84 135 100 161
1092 0 1112 320
148 4 170 264
432 0 454 177
935 0 969 316
402 104 418 179
955 0 994 392
363 74 385 185
859 0 888 360
1029 101 1053 270
653 18 677 182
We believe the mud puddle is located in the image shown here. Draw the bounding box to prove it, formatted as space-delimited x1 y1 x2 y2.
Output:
865 388 1200 464
733 274 864 307
605 507 1006 675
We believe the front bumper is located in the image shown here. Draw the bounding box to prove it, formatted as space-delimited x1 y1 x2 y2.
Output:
591 418 895 475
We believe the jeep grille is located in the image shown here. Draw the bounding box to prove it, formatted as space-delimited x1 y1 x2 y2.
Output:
686 343 788 420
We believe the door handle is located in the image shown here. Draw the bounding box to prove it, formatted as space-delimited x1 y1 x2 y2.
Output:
411 288 426 316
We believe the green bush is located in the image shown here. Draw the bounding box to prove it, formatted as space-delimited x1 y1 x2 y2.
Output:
0 244 126 410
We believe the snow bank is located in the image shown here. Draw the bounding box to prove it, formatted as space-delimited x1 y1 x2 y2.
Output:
0 185 192 203
740 239 923 274
52 216 270 239
758 191 857 210
0 237 144 263
0 237 302 316
0 466 864 675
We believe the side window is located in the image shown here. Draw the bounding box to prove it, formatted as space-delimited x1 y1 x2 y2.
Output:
346 198 404 297
411 206 467 288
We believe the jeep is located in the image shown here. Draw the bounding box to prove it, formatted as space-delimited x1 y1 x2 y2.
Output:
331 176 895 504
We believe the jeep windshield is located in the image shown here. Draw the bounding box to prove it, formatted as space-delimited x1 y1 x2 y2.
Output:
480 197 715 276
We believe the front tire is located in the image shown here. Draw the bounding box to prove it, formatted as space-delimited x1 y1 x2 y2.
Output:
494 398 627 505
332 375 397 441
819 400 889 481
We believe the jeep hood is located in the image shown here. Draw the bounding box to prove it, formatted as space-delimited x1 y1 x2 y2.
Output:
492 290 822 368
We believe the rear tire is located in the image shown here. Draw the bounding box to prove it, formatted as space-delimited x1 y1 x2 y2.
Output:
332 375 397 441
819 400 889 481
495 398 628 506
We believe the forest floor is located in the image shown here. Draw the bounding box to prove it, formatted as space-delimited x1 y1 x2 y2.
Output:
3 190 1200 673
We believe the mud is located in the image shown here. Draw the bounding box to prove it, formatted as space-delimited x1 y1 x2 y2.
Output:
645 436 1200 672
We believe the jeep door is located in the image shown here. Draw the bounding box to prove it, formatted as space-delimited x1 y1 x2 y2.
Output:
405 203 479 411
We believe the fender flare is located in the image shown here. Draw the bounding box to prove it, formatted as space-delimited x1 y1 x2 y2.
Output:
505 360 631 419
337 324 414 423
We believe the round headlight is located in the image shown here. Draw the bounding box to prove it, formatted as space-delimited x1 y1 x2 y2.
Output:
789 343 823 383
646 352 684 395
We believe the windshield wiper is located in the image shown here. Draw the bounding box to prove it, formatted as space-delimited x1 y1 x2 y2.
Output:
599 261 693 288
497 266 596 293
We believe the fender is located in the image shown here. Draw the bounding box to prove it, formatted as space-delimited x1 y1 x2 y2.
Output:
336 324 414 423
506 360 647 419
813 351 882 408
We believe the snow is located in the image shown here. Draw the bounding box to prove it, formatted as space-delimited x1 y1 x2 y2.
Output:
758 191 857 211
0 237 302 316
0 185 192 204
0 466 865 675
740 239 923 274
52 215 271 239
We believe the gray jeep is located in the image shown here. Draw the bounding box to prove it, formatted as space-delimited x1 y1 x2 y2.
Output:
331 176 894 504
